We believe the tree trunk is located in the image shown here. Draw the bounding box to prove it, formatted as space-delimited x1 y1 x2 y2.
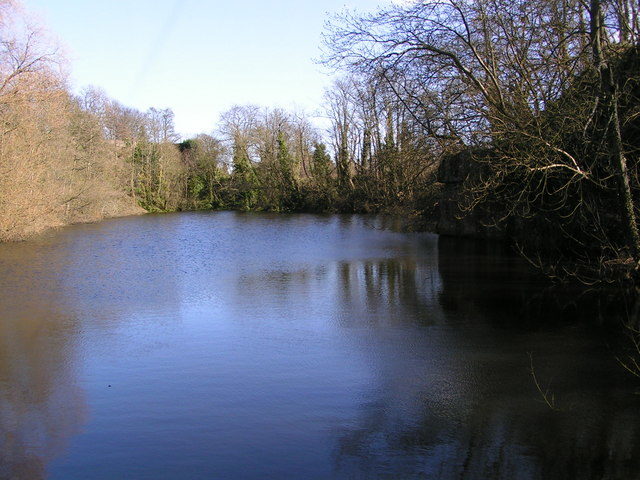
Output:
591 0 640 264
608 68 640 261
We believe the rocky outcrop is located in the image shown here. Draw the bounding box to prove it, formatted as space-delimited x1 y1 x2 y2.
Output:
436 149 507 240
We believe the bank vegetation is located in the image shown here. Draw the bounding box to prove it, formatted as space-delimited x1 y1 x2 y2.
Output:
2 0 640 282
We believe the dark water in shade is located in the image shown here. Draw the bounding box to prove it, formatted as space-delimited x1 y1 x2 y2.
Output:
0 211 638 480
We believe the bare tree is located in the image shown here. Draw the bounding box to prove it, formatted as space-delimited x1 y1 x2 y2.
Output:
323 0 640 275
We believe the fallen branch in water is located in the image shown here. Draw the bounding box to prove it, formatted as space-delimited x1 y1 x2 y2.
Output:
528 352 560 411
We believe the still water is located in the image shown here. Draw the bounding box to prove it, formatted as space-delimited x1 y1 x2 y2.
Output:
0 212 638 479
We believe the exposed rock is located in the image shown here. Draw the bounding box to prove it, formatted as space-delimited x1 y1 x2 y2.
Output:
436 149 506 240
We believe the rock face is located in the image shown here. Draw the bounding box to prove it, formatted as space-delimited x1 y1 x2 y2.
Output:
436 149 507 240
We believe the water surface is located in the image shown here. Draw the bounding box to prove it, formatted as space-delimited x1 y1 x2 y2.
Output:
0 212 638 479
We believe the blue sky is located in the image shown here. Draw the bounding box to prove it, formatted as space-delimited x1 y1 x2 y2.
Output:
23 0 385 138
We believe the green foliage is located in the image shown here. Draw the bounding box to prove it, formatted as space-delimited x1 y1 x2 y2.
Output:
312 143 332 180
277 133 295 189
178 139 197 152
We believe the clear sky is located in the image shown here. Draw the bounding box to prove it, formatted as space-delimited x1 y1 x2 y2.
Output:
22 0 386 139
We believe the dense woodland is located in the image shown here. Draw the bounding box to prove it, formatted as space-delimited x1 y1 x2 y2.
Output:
1 0 640 281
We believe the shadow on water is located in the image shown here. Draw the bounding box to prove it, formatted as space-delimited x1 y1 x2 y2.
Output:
330 235 640 480
436 236 622 329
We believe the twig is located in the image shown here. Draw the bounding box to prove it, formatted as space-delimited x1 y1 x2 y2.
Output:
528 352 560 411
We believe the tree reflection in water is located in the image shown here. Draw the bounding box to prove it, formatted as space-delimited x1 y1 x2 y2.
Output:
0 213 638 479
0 243 86 480
329 236 640 480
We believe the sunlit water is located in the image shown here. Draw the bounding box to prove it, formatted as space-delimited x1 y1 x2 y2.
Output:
0 212 638 479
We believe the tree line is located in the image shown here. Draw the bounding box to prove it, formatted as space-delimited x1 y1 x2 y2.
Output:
323 0 640 280
3 0 640 282
0 0 440 242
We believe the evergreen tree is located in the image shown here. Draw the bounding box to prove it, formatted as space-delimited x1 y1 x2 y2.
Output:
311 142 332 180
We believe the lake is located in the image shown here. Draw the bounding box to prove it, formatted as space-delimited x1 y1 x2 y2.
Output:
0 211 638 479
